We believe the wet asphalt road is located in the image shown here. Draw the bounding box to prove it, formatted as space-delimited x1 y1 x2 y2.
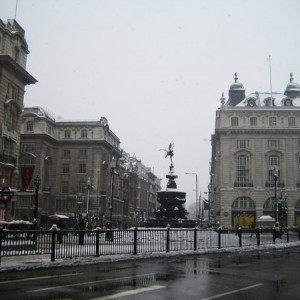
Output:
0 248 299 300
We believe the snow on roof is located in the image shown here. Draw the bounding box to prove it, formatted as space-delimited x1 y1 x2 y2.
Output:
236 92 300 108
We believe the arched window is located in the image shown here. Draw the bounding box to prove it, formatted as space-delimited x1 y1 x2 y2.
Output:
295 199 300 210
232 197 256 228
232 197 255 209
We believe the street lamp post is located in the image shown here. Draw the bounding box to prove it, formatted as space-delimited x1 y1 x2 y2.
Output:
109 157 117 224
273 166 278 223
86 177 92 221
186 173 198 220
105 157 117 242
33 175 41 228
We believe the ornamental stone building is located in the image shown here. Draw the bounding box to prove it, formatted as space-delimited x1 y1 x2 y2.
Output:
210 73 300 228
18 107 161 228
0 19 36 220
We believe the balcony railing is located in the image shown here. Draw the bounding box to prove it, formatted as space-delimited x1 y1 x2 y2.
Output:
2 123 18 142
234 181 253 187
0 153 17 166
265 181 285 188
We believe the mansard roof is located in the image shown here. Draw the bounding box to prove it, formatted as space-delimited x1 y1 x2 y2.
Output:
224 73 300 108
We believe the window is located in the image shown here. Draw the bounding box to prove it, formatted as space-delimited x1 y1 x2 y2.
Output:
63 149 71 159
61 181 69 193
269 117 276 127
7 83 18 100
288 117 296 127
267 140 280 148
5 108 16 131
232 197 255 209
79 163 86 173
64 130 71 138
268 155 279 186
20 153 35 165
237 140 249 149
21 143 35 153
237 155 249 187
231 116 239 127
62 163 70 173
79 149 87 158
250 117 257 126
81 129 88 138
264 97 275 106
26 121 33 132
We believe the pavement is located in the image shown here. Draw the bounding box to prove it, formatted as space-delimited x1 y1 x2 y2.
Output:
0 241 299 273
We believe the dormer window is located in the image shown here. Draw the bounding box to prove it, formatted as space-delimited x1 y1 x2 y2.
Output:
284 98 293 106
247 98 256 107
264 97 275 106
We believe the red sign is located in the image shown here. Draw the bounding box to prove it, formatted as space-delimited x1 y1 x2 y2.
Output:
1 187 12 203
21 166 35 191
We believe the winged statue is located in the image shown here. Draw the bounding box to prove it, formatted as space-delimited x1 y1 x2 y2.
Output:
160 141 174 163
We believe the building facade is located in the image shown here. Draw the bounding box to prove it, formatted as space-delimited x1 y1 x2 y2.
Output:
210 73 300 228
0 19 36 220
18 107 161 228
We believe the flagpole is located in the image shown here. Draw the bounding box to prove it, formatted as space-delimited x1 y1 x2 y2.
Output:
14 0 19 20
269 55 273 105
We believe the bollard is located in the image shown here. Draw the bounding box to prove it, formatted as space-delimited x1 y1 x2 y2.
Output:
95 229 100 257
0 228 2 265
51 228 56 262
166 227 170 253
272 228 276 244
133 227 138 255
256 227 260 246
238 228 242 247
218 228 221 249
194 228 197 251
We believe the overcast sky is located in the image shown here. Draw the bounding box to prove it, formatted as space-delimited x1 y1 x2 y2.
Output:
1 0 300 209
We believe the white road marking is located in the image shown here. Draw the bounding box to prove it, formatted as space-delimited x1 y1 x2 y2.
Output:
28 273 157 293
0 272 82 285
90 285 166 300
200 283 264 300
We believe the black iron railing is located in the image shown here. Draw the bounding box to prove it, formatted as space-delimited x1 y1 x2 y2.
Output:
0 227 299 264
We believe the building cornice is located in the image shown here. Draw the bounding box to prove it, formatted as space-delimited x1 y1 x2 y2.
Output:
0 55 37 84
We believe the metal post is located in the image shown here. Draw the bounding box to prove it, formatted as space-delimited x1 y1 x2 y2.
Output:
186 173 198 220
33 175 41 227
273 167 278 223
86 177 91 221
109 170 115 223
